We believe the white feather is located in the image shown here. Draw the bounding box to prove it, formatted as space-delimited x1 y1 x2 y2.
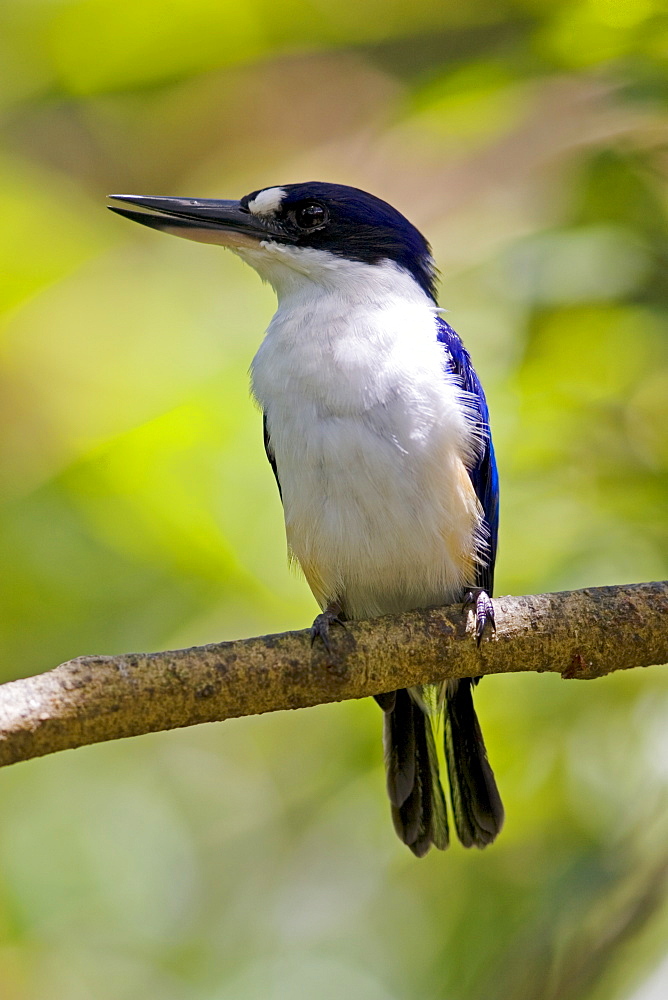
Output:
242 243 484 620
247 187 285 216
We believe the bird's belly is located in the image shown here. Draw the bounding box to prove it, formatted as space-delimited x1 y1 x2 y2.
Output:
276 410 482 620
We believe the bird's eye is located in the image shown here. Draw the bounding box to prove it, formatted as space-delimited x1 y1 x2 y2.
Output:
292 202 328 231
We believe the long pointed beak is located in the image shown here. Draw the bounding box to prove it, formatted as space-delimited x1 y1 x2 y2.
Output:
107 194 296 247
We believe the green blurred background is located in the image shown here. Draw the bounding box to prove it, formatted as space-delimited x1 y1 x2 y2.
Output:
1 1 668 997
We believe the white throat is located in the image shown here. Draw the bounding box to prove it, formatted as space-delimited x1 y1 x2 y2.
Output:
248 249 441 413
235 241 430 306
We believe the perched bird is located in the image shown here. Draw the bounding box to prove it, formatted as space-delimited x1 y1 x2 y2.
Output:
108 183 504 856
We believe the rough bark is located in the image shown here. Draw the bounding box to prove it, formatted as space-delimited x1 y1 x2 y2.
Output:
0 581 665 769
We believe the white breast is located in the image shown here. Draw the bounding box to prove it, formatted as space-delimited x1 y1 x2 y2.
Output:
249 255 484 620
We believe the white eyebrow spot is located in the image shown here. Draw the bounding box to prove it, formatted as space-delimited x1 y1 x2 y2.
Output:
248 187 286 216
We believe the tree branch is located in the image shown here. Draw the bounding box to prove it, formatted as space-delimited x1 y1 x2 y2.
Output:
0 581 666 769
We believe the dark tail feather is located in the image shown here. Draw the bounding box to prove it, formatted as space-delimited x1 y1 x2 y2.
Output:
444 678 504 848
374 691 397 713
383 688 416 809
382 689 449 857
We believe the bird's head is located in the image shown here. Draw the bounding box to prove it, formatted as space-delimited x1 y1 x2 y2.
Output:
108 182 437 302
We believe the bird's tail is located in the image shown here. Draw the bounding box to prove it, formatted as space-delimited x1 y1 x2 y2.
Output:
378 680 503 855
380 687 449 857
443 678 504 848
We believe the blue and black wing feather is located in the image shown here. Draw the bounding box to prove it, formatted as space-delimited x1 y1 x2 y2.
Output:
263 413 282 501
434 317 504 849
436 317 498 595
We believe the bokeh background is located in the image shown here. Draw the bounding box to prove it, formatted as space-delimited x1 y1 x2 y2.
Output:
1 1 668 998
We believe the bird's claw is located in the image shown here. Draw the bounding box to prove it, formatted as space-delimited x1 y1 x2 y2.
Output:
463 588 496 647
310 607 346 654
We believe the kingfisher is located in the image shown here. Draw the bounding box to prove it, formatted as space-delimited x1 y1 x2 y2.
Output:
108 182 504 856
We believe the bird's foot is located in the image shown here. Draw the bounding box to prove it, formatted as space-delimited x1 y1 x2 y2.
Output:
463 588 496 647
310 602 346 654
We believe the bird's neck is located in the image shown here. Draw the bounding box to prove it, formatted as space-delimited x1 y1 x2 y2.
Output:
271 257 436 345
250 261 443 419
236 243 435 312
266 272 437 359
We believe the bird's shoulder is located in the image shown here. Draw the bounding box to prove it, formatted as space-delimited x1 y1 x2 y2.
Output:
436 317 486 408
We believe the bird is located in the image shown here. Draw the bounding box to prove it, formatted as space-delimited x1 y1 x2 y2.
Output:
108 182 504 856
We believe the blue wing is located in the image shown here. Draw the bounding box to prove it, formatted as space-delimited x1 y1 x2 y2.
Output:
436 317 499 595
